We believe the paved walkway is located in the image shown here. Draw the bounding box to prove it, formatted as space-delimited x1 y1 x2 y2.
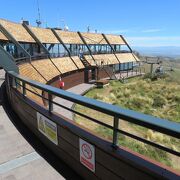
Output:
0 70 65 180
0 69 140 179
53 83 94 120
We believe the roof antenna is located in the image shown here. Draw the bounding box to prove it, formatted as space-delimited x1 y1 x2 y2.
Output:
36 0 42 27
87 26 90 33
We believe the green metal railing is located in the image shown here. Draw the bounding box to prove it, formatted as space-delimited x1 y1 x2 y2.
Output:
7 71 180 156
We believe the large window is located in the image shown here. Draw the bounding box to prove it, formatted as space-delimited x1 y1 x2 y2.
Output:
113 45 130 53
44 43 67 58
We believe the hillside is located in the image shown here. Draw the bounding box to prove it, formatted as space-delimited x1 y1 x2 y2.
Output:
133 46 180 58
74 61 180 170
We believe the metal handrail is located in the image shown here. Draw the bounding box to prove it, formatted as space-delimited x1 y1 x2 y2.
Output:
8 71 180 136
7 71 180 155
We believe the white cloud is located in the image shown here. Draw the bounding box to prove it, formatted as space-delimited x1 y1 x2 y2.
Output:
101 29 133 34
128 36 180 41
126 36 180 47
101 28 163 34
141 29 163 33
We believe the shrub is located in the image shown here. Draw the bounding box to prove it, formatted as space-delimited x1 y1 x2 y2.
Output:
109 93 116 100
153 95 167 108
93 93 103 100
123 88 131 97
143 72 168 81
102 97 113 104
143 73 153 80
130 95 153 109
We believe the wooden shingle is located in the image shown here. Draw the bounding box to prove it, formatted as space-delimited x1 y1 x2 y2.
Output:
116 53 138 63
0 31 7 40
84 55 96 66
81 32 107 45
30 26 59 44
52 57 77 73
18 63 46 104
31 59 60 81
55 30 83 44
71 56 84 69
93 54 119 65
105 34 125 45
0 19 35 42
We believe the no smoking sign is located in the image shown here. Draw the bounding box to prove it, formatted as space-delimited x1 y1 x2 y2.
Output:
79 138 95 172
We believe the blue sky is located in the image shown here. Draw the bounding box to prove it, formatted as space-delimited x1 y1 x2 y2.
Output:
0 0 180 47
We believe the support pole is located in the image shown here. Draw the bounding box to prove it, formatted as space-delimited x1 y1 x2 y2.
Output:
112 117 119 149
48 93 53 112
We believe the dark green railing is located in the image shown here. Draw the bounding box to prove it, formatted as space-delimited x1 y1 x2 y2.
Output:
7 71 180 156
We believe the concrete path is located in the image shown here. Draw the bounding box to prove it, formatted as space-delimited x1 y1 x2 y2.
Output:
53 83 94 120
0 70 65 180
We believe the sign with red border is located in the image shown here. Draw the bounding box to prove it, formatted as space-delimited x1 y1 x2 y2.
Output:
79 138 95 172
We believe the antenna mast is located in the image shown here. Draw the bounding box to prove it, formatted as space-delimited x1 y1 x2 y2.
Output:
36 0 42 27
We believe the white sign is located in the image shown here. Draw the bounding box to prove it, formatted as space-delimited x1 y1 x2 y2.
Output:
37 112 58 145
79 138 95 172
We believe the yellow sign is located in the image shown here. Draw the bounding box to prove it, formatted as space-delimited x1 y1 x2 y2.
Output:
37 112 58 145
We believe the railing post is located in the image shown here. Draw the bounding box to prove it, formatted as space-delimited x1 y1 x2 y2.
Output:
22 81 26 96
112 117 119 149
11 76 16 88
6 73 12 100
48 93 53 112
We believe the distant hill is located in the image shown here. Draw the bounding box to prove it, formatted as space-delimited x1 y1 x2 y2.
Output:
133 46 180 59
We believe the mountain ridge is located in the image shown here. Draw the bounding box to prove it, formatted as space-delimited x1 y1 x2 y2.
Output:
132 46 180 58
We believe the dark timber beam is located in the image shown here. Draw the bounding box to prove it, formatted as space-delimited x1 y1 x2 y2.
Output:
77 31 97 64
120 35 139 62
51 29 70 56
22 23 49 55
48 44 54 51
51 29 79 70
102 33 121 64
22 23 61 74
0 24 31 61
120 35 133 53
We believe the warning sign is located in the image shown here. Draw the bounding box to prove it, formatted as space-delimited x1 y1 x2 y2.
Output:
37 112 58 145
79 138 95 172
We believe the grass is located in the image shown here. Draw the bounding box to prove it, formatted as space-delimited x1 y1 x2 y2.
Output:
96 126 172 167
74 67 180 170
